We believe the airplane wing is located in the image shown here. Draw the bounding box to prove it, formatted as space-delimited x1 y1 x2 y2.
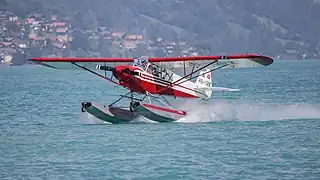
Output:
29 54 273 71
148 54 273 71
29 57 135 70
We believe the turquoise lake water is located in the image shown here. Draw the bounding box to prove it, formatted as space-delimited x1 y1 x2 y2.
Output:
1 60 320 179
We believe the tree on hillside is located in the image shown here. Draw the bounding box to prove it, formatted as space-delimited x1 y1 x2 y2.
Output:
71 28 89 51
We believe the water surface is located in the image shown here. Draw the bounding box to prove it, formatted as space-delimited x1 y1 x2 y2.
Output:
1 60 319 179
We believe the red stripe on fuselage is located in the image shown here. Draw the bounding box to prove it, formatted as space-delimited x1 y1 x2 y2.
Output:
140 73 198 94
142 103 187 116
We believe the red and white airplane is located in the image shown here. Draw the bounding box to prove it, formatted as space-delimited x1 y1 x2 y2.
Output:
29 54 274 124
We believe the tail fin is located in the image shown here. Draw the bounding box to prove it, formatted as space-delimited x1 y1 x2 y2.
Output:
195 68 213 99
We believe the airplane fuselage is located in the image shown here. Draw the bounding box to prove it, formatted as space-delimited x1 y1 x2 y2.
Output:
113 65 199 98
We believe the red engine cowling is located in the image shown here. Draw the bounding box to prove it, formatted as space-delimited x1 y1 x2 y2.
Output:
113 65 146 94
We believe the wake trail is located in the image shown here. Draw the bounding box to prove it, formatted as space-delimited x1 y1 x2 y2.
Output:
176 100 320 123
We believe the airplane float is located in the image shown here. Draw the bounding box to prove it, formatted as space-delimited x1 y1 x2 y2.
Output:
29 54 274 124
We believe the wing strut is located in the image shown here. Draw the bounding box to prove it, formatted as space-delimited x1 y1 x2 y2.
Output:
178 63 229 84
71 62 121 86
154 60 219 95
189 65 195 80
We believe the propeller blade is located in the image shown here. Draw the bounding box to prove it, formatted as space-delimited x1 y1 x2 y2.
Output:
96 65 115 72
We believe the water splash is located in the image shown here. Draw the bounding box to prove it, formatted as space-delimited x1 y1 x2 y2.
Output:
79 113 110 124
131 116 159 124
176 100 320 123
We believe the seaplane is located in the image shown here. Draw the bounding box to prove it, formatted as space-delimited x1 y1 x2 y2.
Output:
29 54 274 124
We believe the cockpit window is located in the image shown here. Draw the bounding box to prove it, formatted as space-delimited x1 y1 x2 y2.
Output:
133 56 149 70
133 56 173 81
146 63 161 77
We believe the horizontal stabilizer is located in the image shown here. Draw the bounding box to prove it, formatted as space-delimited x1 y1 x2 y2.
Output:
211 87 240 92
196 87 240 93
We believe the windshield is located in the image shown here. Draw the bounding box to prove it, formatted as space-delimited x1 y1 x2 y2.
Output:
133 56 149 70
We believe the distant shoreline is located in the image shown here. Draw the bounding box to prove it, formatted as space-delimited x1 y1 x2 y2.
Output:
0 63 38 67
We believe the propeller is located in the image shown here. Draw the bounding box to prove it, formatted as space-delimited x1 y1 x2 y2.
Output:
96 65 138 75
96 65 115 72
96 66 140 85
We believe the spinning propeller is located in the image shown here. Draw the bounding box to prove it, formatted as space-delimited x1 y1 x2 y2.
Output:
96 65 139 75
96 65 116 72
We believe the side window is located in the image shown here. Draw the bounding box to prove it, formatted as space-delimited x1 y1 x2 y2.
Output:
145 64 162 78
146 65 152 74
152 65 160 77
